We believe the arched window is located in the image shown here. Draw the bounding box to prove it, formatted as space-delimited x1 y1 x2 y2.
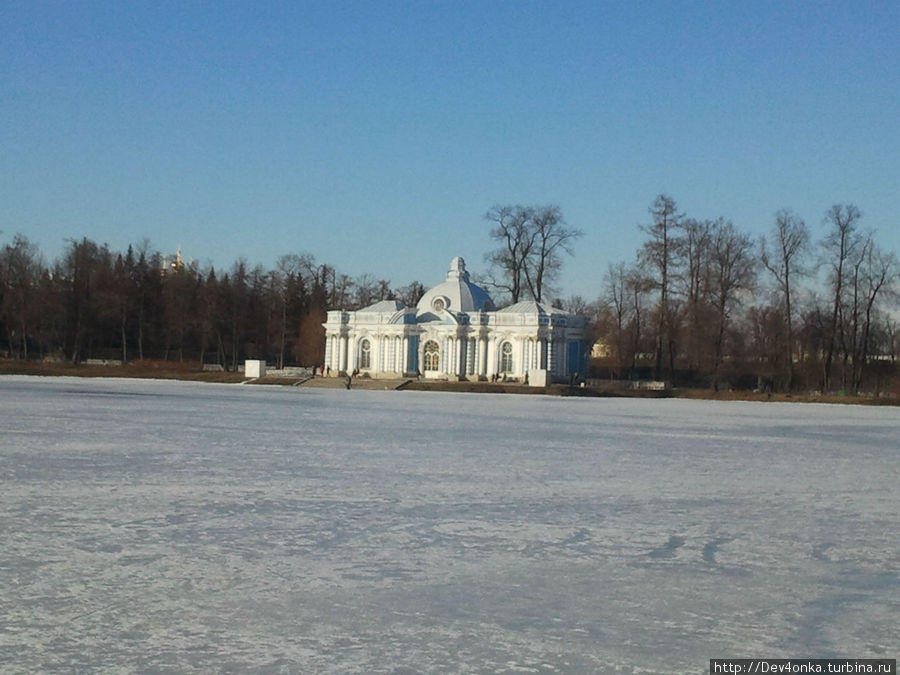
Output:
359 339 371 370
500 341 514 373
423 340 440 371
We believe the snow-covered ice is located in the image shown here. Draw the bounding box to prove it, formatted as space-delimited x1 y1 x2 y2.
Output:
1 376 897 673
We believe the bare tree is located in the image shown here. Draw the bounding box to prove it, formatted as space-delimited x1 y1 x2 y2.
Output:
708 220 757 390
639 194 683 381
626 269 652 378
393 281 425 307
484 205 534 303
522 205 583 303
561 294 591 315
760 208 810 391
820 204 863 390
484 204 581 304
353 273 380 309
603 262 635 378
850 241 898 392
330 273 354 310
376 279 393 301
884 314 899 362
677 218 713 372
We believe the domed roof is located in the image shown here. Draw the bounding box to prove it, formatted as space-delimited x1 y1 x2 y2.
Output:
417 257 494 314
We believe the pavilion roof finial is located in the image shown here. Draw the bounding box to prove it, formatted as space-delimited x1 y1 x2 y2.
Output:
448 256 467 280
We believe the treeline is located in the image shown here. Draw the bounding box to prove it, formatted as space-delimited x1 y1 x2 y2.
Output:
0 237 425 370
594 196 900 394
4 195 899 393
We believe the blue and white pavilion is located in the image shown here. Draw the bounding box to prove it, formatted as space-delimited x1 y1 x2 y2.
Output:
322 257 587 383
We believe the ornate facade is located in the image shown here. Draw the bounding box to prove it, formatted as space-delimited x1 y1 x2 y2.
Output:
322 257 587 383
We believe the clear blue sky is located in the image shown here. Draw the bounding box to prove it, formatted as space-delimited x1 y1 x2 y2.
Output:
2 1 898 299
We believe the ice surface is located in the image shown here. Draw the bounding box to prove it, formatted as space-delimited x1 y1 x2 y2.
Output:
1 376 897 673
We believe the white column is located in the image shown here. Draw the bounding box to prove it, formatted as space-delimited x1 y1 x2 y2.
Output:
487 340 495 376
473 339 480 376
451 338 458 375
338 336 347 373
372 336 380 374
402 337 409 374
519 338 527 376
451 337 457 375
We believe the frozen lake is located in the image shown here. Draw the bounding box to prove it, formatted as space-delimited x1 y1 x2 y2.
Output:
1 376 897 673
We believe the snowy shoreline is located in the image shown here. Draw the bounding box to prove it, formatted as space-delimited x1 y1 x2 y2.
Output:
2 364 898 407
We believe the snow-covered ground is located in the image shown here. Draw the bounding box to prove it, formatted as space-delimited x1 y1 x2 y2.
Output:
1 376 897 674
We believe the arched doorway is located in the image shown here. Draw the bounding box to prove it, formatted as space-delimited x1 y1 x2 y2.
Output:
359 338 372 370
500 341 514 374
423 340 440 373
